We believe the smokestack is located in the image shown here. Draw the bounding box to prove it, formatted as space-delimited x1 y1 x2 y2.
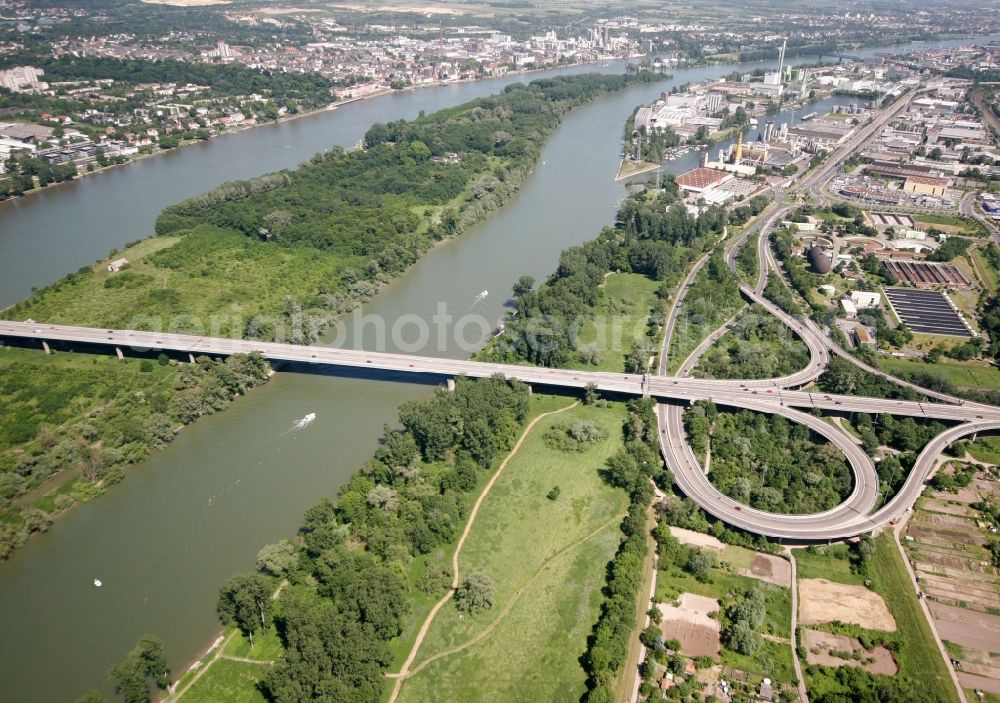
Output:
735 131 743 164
701 150 709 167
778 38 787 79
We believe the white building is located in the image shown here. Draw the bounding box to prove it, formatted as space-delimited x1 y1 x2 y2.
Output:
849 291 881 309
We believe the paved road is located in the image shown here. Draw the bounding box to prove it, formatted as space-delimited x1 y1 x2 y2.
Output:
3 85 996 542
3 321 997 422
644 81 1000 540
961 190 1000 241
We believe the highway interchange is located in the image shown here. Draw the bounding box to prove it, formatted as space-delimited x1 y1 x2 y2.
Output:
3 84 1000 542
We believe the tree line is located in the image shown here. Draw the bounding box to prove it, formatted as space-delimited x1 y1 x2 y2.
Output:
480 187 729 369
581 398 665 703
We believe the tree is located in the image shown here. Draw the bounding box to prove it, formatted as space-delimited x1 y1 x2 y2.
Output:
256 539 298 577
454 571 495 615
218 573 272 647
625 340 654 373
685 550 714 581
108 635 169 703
725 619 760 655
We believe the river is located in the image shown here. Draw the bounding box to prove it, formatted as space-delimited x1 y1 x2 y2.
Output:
0 37 987 702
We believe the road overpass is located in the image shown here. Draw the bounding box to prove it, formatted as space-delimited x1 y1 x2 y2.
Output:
2 83 994 542
3 320 998 424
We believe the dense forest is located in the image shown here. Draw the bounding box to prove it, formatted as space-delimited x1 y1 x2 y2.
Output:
684 401 853 514
11 72 661 344
693 305 811 380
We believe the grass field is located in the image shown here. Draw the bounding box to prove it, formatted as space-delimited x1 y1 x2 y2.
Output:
879 357 1000 390
571 272 661 372
178 659 268 703
394 402 630 703
792 544 864 585
616 159 659 180
174 627 281 703
971 247 1000 293
914 214 986 237
966 436 1000 464
868 533 959 702
9 226 354 339
384 394 575 673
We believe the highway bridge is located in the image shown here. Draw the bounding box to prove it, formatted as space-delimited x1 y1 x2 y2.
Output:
2 320 998 424
4 82 996 542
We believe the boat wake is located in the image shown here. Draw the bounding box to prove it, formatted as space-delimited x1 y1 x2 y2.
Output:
279 412 317 438
467 290 488 310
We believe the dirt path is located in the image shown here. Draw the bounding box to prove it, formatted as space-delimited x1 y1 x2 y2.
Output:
391 513 621 681
786 549 810 703
386 400 579 703
219 655 274 665
165 631 238 702
167 578 287 701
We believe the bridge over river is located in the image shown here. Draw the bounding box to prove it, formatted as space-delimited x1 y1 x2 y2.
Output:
4 319 1000 541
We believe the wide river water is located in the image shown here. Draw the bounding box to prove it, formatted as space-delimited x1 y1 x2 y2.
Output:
0 37 986 701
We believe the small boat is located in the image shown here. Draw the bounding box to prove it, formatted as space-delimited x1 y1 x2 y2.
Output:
93 579 103 588
292 413 316 430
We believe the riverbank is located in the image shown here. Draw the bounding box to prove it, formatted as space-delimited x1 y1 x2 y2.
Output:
0 73 660 565
0 347 272 561
616 158 660 181
3 36 992 703
0 58 625 209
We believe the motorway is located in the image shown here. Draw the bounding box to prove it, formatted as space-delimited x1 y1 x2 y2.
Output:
2 320 997 423
3 87 999 542
649 83 1000 539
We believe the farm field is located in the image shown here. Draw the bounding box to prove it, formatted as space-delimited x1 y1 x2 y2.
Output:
653 526 797 696
392 402 630 703
795 534 961 703
903 464 1000 695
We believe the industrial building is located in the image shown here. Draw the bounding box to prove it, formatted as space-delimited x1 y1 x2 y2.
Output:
881 260 971 288
674 167 734 193
902 175 950 196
